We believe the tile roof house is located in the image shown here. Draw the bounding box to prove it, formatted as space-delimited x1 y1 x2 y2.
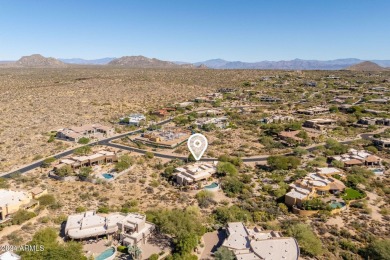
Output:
329 149 382 167
285 173 346 208
222 222 299 260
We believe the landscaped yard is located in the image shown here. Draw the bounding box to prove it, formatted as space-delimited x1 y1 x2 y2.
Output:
343 188 365 200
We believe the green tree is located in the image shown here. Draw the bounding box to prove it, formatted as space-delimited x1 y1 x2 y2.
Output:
78 166 92 180
41 157 56 168
115 154 134 172
149 253 159 260
366 239 390 260
175 232 198 254
221 177 244 197
325 139 348 155
267 156 300 171
214 247 234 260
217 162 238 177
78 137 90 144
55 165 73 177
145 151 155 159
19 227 86 260
0 177 10 189
285 223 323 257
73 146 92 155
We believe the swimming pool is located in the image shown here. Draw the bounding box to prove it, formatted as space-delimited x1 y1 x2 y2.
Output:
329 201 346 209
95 247 116 260
371 168 384 175
102 173 114 179
204 182 219 191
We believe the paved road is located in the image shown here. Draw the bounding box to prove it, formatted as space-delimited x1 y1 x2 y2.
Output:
1 113 384 178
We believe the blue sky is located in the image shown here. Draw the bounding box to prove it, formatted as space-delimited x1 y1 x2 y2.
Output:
0 0 389 62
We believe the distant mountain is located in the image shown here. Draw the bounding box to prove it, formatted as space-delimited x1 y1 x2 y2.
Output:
108 55 183 68
345 61 385 71
59 57 115 65
194 59 230 68
193 58 390 70
15 54 66 67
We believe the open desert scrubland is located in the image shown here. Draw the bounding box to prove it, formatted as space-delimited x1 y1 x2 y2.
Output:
0 67 260 172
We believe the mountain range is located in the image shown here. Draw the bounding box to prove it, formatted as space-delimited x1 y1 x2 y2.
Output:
1 54 390 70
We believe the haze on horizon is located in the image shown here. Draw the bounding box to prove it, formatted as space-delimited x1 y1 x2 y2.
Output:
1 0 390 62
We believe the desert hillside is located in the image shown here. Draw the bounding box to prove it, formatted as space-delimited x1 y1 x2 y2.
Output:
108 55 185 68
14 54 67 67
345 61 385 71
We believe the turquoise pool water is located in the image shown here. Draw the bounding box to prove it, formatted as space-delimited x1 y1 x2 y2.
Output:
95 247 115 260
329 201 346 209
204 182 218 189
371 169 384 175
102 173 114 179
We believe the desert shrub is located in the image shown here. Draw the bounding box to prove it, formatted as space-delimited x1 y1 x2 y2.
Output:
37 194 56 207
11 210 36 225
195 190 215 208
117 245 128 253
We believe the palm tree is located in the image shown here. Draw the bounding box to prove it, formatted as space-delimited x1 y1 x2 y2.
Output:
127 245 142 260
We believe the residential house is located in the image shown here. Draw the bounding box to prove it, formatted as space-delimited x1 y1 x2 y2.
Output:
120 113 146 126
0 189 37 222
56 124 114 142
177 102 194 108
29 187 48 199
329 149 381 167
0 252 21 260
222 222 299 260
358 117 390 126
197 109 225 117
259 115 295 124
303 118 337 132
218 88 235 93
53 150 119 171
65 211 154 245
195 116 229 129
260 96 283 102
296 106 329 115
174 162 217 185
285 173 346 208
152 109 169 118
373 138 390 151
134 127 191 148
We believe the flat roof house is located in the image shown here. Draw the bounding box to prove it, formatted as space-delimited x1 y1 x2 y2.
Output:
260 96 283 102
120 113 146 126
175 162 217 185
303 118 337 132
222 222 299 260
56 124 114 142
296 106 329 115
373 138 390 151
65 211 154 246
54 150 118 170
0 189 37 222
